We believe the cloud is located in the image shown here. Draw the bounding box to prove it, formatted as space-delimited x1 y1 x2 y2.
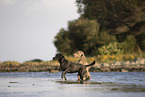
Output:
1 0 17 5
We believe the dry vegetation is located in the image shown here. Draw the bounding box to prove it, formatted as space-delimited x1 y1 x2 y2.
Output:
0 54 145 72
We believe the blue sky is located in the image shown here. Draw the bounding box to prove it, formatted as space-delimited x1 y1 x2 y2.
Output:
0 0 79 62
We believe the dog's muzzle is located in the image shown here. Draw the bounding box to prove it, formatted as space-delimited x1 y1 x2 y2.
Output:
53 57 57 60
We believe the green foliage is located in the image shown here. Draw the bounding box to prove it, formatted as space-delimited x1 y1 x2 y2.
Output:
98 36 138 55
54 18 118 55
97 54 136 63
54 18 99 55
98 42 125 55
76 0 145 52
98 31 117 44
54 28 72 54
53 0 145 56
76 0 145 32
68 18 100 55
123 35 137 53
29 59 43 62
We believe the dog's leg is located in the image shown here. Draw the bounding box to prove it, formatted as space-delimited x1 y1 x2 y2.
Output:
77 72 81 81
61 72 64 79
82 68 87 80
79 70 83 80
77 74 80 80
64 73 67 81
79 68 86 80
61 69 68 80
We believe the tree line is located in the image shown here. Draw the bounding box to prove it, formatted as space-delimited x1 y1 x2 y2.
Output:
54 0 145 56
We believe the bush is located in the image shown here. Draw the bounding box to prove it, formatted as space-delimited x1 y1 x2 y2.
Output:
97 54 136 63
27 59 44 62
123 35 137 53
98 42 125 55
2 61 21 66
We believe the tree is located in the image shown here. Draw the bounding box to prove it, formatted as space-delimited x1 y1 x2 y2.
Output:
68 18 100 55
76 0 145 55
54 18 117 55
54 28 72 54
76 0 145 32
54 0 145 56
54 19 99 55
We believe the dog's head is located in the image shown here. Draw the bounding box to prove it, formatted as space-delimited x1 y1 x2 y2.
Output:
73 51 84 58
53 53 65 61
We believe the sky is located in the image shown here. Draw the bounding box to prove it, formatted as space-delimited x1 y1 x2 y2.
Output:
0 0 79 63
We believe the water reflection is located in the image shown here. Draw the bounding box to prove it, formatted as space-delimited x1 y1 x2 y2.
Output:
56 80 103 84
56 79 145 92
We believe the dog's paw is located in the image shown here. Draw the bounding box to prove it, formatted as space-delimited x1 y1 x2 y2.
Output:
65 77 67 81
83 78 86 81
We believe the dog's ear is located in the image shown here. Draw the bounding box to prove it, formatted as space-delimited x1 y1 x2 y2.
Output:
59 54 65 58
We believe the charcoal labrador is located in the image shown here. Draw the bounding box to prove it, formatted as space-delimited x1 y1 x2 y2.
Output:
53 53 95 80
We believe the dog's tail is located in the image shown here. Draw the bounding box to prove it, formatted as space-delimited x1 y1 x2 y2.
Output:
85 61 95 67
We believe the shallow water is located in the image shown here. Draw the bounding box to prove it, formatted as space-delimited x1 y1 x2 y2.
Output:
0 72 145 97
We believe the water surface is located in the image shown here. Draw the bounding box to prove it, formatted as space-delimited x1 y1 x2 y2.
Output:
0 72 145 97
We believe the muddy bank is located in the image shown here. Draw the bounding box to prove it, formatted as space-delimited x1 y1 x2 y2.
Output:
0 59 145 72
90 64 145 72
91 58 145 72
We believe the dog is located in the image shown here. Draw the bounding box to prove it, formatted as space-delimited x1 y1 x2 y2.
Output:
53 53 95 81
73 51 91 80
73 51 87 64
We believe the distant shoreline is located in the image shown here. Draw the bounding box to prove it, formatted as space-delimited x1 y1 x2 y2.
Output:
0 59 145 72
